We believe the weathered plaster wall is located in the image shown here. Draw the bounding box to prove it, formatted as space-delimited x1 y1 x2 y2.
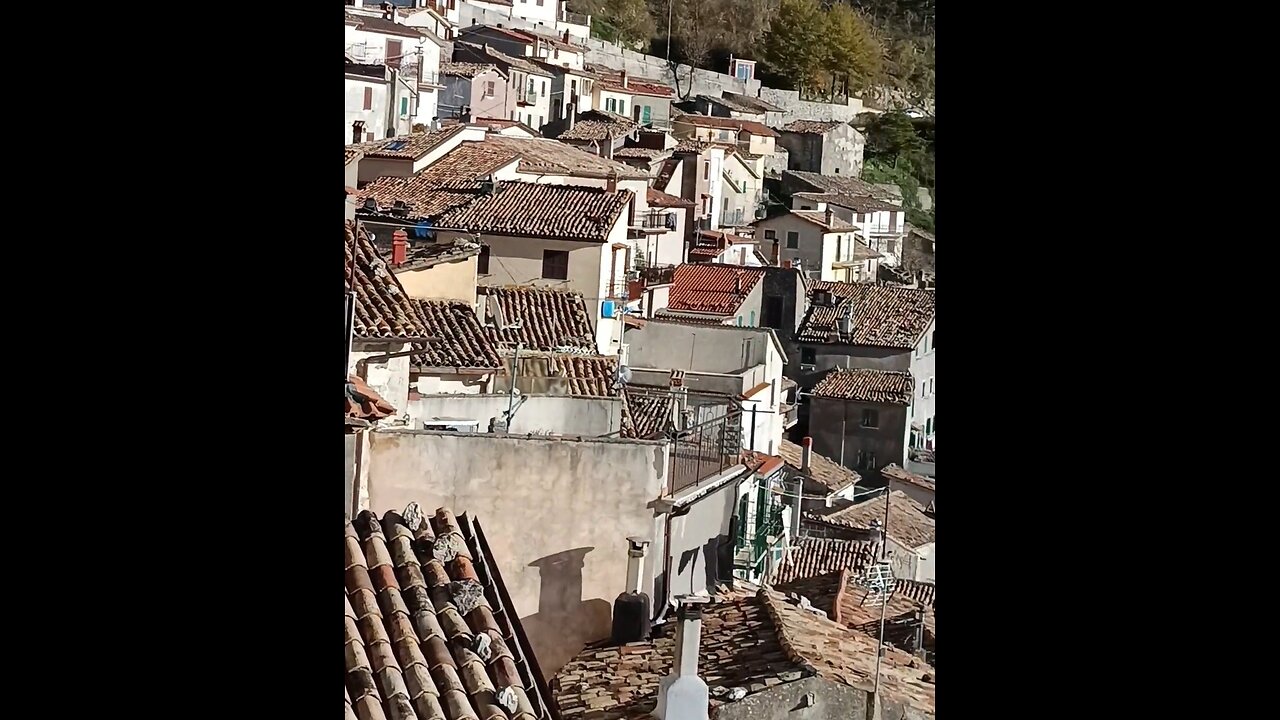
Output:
407 393 623 435
365 430 670 677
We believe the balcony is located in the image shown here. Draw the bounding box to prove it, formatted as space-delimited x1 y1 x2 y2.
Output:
637 264 676 286
559 10 592 26
635 211 677 233
605 279 631 301
418 70 444 89
780 402 798 429
669 407 744 495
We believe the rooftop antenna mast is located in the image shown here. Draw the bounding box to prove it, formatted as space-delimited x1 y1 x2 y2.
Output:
852 491 896 711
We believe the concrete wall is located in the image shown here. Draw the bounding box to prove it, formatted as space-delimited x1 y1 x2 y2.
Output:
714 672 932 720
915 542 935 583
808 397 909 479
627 322 775 374
346 75 391 142
394 255 478 300
755 213 842 281
365 429 670 677
351 341 412 419
659 476 738 604
583 40 761 101
777 125 864 177
406 393 623 435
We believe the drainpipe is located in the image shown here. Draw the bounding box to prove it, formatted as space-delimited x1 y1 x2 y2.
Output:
386 67 399 136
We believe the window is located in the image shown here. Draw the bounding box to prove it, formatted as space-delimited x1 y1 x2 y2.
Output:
834 167 840 174
925 417 933 435
764 229 776 240
540 80 546 97
736 316 742 326
861 409 879 428
385 39 402 69
889 212 899 232
606 98 616 112
541 249 569 279
510 110 516 120
921 383 926 398
537 115 543 127
749 310 756 326
856 213 865 223
763 296 783 329
485 81 496 98
642 105 651 123
400 96 409 117
928 378 934 395
633 104 642 122
618 100 626 115
855 450 876 470
570 79 577 96
801 347 815 365
930 331 935 350
786 231 799 249
703 161 710 180
887 239 897 254
363 87 373 110
478 245 491 274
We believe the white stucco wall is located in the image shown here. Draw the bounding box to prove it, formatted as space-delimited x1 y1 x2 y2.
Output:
907 318 936 449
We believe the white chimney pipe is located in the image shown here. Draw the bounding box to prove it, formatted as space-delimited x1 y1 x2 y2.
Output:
801 436 812 473
653 595 710 720
625 537 649 594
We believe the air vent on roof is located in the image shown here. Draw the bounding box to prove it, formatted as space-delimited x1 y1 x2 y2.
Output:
813 289 834 307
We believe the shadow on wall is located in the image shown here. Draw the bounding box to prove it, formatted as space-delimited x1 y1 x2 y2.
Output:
521 546 612 680
653 525 736 615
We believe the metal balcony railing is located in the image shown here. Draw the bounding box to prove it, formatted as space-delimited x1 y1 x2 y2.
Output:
638 264 676 285
669 407 743 495
606 279 630 300
639 211 678 230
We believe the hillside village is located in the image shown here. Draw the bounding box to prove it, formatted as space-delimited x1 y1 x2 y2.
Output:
344 2 936 719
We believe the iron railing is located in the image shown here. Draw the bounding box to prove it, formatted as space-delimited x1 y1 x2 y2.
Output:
640 211 677 230
669 407 743 495
606 279 630 300
638 264 676 285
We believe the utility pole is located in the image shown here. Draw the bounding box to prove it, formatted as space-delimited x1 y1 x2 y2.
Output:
872 488 892 706
666 0 674 62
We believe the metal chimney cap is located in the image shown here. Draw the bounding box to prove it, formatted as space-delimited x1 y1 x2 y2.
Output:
626 536 650 548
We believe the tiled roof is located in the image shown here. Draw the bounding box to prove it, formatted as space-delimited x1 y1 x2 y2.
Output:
774 570 933 655
820 490 935 549
664 264 765 315
795 191 902 214
645 187 692 208
386 236 482 273
779 119 847 134
511 353 620 397
783 170 898 203
479 286 597 352
620 386 673 439
778 439 860 494
586 66 675 98
613 146 669 160
790 209 857 231
410 299 502 371
720 90 784 113
882 464 935 495
796 282 935 348
655 157 681 191
551 588 934 720
344 507 556 720
671 138 714 154
687 229 748 260
485 135 649 179
773 536 881 584
441 62 506 79
811 368 915 405
672 113 779 138
456 42 551 77
547 110 639 142
348 124 468 160
346 147 362 166
895 579 936 608
346 221 433 341
345 11 431 38
346 375 397 428
434 181 632 242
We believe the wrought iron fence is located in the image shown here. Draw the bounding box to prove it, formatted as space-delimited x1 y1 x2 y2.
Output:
668 407 742 494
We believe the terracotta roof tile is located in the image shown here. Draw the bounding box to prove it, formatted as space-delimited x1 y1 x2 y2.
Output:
438 181 632 242
345 11 431 38
671 138 714 154
456 42 551 77
619 386 673 438
483 135 649 178
409 299 502 371
348 124 469 160
796 282 935 348
479 286 597 352
793 191 902 213
811 368 914 404
615 147 670 160
777 439 860 494
882 464 935 494
719 91 784 113
345 506 555 720
511 353 620 396
585 65 674 98
817 491 935 549
774 536 882 584
645 187 692 208
663 263 764 315
783 170 898 203
672 113 779 137
346 221 433 341
789 209 857 231
774 570 933 657
547 110 639 142
385 236 482 273
779 119 847 134
346 147 362 166
551 588 934 720
441 61 506 79
346 375 397 428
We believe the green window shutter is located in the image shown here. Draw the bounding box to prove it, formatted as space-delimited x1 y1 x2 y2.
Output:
400 97 408 116
642 105 651 123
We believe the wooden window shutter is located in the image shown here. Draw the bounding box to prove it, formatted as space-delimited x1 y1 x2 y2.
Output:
386 39 402 69
363 87 373 110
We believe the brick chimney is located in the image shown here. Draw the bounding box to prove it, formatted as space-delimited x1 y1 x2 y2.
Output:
391 229 408 266
653 595 710 720
606 170 618 194
801 436 812 473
